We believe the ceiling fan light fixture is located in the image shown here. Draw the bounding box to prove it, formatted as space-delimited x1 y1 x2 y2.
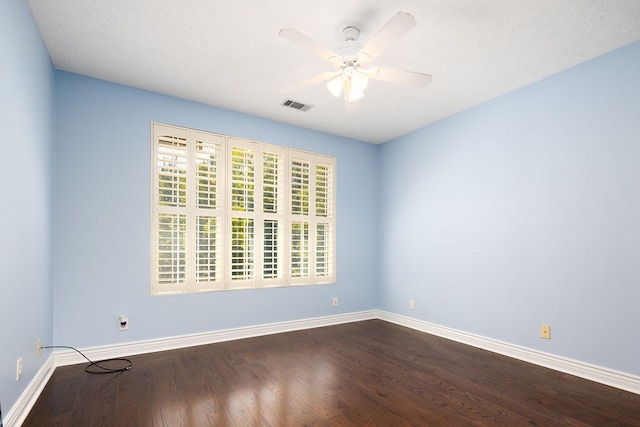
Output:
351 72 368 93
326 76 344 97
343 74 367 104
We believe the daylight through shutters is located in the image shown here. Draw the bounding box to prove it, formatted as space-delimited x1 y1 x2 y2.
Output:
151 123 336 294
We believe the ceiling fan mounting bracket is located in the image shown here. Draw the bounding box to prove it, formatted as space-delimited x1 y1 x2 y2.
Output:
341 26 360 41
334 26 362 60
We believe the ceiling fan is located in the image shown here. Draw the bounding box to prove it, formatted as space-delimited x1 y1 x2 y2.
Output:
278 11 432 105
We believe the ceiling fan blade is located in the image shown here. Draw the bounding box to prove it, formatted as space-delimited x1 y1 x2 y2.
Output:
279 28 340 63
277 71 339 94
357 12 417 63
369 67 432 87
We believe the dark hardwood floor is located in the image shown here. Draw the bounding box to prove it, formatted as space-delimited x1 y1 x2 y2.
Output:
23 320 640 426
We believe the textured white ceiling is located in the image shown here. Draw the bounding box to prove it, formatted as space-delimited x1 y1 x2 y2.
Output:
26 0 640 144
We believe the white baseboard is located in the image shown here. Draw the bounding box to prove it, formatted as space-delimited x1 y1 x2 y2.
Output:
7 310 377 425
3 354 55 427
54 310 379 366
8 309 639 425
377 310 640 395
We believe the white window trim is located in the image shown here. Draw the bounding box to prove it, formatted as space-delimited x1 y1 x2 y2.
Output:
151 122 336 295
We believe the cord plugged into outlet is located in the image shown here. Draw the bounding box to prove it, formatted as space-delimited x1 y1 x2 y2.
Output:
40 345 133 373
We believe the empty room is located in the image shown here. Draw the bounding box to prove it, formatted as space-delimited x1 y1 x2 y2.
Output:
2 0 640 425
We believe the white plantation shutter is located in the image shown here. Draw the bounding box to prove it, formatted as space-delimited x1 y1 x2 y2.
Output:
291 159 310 215
261 148 285 284
290 221 309 278
152 125 227 294
193 132 224 287
228 140 256 287
151 123 335 294
153 127 188 289
195 216 219 282
157 135 187 208
315 162 334 278
289 151 336 285
157 213 186 284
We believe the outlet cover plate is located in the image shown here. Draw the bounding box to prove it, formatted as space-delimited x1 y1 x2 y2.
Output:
16 357 23 381
540 324 551 339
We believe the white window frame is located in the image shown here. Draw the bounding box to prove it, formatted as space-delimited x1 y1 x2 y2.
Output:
151 123 336 294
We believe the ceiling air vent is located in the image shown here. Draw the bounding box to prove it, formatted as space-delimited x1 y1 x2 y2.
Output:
282 99 313 112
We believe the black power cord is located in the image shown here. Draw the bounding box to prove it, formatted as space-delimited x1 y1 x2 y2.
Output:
42 345 132 374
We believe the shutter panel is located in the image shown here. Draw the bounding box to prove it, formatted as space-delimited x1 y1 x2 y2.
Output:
230 145 255 213
228 140 256 287
157 135 187 208
157 214 187 284
261 149 284 282
291 159 310 215
193 133 224 286
231 217 254 281
291 221 309 278
315 163 329 217
263 152 280 214
263 219 279 279
195 138 221 209
315 161 334 278
315 223 332 277
196 216 220 282
152 125 189 292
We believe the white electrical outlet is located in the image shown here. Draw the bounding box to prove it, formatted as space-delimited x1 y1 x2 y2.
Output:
332 297 338 307
16 357 23 381
119 315 129 331
409 299 415 310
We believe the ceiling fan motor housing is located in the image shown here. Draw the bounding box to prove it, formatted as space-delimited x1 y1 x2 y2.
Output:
335 26 362 60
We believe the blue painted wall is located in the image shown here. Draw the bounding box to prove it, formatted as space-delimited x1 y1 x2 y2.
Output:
379 41 640 375
4 2 639 417
0 0 54 414
52 72 379 347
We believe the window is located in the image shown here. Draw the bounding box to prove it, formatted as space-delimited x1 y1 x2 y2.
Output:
151 123 336 294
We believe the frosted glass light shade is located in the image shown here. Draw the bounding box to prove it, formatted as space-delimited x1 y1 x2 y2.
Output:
351 72 368 93
327 70 369 103
326 77 343 97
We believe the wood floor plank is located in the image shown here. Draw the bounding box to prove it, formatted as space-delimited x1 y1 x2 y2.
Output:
23 320 640 426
